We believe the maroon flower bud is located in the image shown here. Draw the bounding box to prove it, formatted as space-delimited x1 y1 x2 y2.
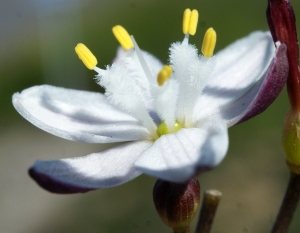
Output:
153 177 200 233
267 0 300 172
267 0 300 112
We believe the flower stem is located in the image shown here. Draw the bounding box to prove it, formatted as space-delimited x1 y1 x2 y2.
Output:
271 172 300 233
195 189 222 233
174 226 190 233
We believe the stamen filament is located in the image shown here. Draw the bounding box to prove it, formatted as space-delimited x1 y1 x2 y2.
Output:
75 43 98 70
98 63 158 140
131 36 155 84
112 25 134 50
94 66 106 76
201 27 217 58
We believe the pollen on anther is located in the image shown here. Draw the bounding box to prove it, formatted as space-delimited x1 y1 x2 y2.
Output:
75 43 98 70
112 25 134 50
189 10 199 35
183 9 192 35
157 65 173 86
182 9 199 36
201 27 217 58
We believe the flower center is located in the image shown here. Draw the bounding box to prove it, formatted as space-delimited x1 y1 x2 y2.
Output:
157 121 182 136
75 8 217 140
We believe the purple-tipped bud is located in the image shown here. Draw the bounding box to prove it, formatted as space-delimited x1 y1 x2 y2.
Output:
153 177 200 233
267 0 300 172
267 0 300 112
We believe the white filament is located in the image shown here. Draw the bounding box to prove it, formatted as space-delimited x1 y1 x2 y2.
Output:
169 39 198 125
96 63 158 138
151 79 179 132
169 38 216 127
131 36 155 85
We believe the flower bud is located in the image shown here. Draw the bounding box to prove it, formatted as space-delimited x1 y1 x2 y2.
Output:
267 0 300 111
267 0 300 173
153 177 200 233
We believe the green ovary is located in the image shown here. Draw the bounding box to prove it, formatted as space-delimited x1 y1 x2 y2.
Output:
282 110 300 167
157 121 182 136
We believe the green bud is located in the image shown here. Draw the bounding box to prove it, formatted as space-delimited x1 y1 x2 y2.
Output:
282 110 300 174
152 177 200 233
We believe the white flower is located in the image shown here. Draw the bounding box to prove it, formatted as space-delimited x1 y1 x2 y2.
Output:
13 9 288 193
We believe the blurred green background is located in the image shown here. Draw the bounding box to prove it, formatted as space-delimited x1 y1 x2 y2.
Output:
1 0 300 232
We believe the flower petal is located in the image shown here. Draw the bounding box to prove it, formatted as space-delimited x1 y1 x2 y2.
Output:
29 140 153 194
193 31 276 120
13 85 151 143
135 120 228 183
221 43 288 126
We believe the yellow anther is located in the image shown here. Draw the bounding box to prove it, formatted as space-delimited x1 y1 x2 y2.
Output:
189 10 199 35
183 9 191 34
182 9 199 35
112 25 134 50
75 43 98 70
201 27 217 58
157 65 173 86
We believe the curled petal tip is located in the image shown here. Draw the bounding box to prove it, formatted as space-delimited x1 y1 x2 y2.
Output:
28 166 94 194
229 43 288 126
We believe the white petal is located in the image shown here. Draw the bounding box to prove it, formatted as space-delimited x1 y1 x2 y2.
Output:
29 140 153 193
135 120 228 182
13 85 151 143
219 43 288 126
193 31 275 121
214 31 274 74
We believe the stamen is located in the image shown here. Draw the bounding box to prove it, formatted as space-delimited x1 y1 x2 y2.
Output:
157 65 173 86
201 27 217 58
152 78 179 133
99 63 158 140
112 25 134 50
75 43 97 70
182 9 199 36
169 38 199 125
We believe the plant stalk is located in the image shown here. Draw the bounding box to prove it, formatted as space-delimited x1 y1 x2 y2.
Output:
174 226 190 233
271 172 300 233
195 189 222 233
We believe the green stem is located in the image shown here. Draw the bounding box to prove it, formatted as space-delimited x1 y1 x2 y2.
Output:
195 190 222 233
174 226 190 233
271 172 300 233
